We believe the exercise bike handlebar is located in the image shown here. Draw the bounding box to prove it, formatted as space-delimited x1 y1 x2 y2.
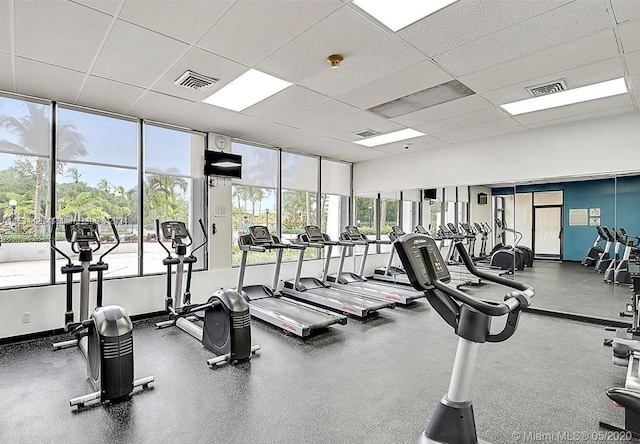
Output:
99 218 120 263
50 219 72 265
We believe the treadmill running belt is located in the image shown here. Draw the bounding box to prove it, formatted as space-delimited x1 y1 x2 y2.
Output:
251 297 340 329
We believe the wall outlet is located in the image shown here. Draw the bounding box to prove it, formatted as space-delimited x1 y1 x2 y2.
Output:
22 312 31 324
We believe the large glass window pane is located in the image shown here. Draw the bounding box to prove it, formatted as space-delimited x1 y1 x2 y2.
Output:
143 124 206 275
380 194 399 253
232 142 278 188
0 97 51 288
56 107 139 280
321 194 349 257
355 195 376 241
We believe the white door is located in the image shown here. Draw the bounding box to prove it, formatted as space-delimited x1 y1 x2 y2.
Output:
534 207 562 259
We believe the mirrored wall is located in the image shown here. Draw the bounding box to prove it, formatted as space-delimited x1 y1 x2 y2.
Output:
371 173 640 324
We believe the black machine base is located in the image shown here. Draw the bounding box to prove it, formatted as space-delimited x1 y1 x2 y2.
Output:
418 397 478 444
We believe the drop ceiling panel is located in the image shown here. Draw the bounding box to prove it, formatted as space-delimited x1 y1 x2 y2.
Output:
619 19 640 53
270 130 324 149
277 99 360 130
15 1 112 71
213 113 266 138
460 29 619 93
337 146 390 162
71 0 122 16
392 95 493 127
241 123 299 144
433 0 612 76
256 6 388 83
0 1 11 53
128 91 196 123
120 1 234 44
416 108 508 135
627 51 640 75
0 52 13 92
77 76 146 115
434 118 522 141
398 0 574 57
301 35 426 97
15 58 85 104
482 57 625 106
449 126 527 145
92 20 189 88
337 60 453 109
197 1 341 67
152 47 246 101
526 105 636 129
629 73 640 92
243 86 327 121
309 111 404 142
512 94 633 125
611 0 640 23
170 102 238 131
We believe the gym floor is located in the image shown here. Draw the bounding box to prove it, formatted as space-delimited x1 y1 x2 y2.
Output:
0 262 638 444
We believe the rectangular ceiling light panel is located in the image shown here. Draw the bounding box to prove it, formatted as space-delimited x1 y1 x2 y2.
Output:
203 69 292 112
354 128 425 147
501 78 628 115
353 0 458 32
368 79 475 119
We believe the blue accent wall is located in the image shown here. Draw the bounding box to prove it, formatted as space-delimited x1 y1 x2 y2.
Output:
491 176 640 261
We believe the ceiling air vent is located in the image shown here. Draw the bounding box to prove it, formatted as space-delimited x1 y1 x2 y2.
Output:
354 128 381 138
174 70 219 92
526 79 567 97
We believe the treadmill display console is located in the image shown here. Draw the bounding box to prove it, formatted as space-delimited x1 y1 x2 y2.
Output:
249 226 272 242
344 225 364 240
304 225 324 241
394 233 451 291
161 221 188 240
415 225 427 234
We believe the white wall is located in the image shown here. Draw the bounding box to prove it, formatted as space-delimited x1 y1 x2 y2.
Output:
469 185 493 255
354 112 640 193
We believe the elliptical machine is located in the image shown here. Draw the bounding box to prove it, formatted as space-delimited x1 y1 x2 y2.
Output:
50 218 153 409
395 232 534 444
155 219 259 366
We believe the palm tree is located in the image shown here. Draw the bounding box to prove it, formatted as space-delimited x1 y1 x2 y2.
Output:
0 103 87 226
147 173 188 219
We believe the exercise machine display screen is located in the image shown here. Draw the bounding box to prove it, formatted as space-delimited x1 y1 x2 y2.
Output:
343 226 365 240
249 226 271 242
305 225 323 241
415 225 427 234
65 222 99 243
161 221 188 240
394 233 451 291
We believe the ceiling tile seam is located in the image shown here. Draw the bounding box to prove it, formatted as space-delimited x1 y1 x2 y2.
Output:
69 0 116 16
241 85 335 122
250 3 350 69
433 0 582 58
73 0 126 104
125 0 243 115
9 0 16 92
442 26 616 79
433 117 525 140
343 1 399 36
420 113 509 135
520 104 634 129
605 0 639 111
12 54 87 75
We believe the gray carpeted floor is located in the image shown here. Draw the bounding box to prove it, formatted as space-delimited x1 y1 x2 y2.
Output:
0 262 638 443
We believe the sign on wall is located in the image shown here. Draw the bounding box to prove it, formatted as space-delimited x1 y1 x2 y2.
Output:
569 209 588 226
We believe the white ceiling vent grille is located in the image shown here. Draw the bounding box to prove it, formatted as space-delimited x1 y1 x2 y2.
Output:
354 128 381 138
175 70 219 91
526 79 567 97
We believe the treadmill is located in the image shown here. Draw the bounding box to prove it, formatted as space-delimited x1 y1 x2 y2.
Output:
237 225 347 337
325 225 425 306
283 227 394 317
373 226 416 286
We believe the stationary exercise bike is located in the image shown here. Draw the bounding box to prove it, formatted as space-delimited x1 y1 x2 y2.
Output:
155 219 259 366
395 232 534 443
50 218 153 409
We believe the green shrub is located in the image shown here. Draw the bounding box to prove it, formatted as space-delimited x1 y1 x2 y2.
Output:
0 233 65 243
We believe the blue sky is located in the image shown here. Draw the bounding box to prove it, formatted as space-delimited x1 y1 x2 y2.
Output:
0 96 201 190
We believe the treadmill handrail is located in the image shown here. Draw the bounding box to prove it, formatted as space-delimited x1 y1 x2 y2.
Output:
420 247 533 317
239 245 267 252
455 242 531 292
